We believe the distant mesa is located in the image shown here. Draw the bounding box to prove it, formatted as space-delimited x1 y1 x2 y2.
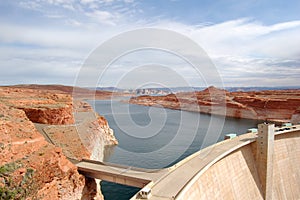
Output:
129 86 300 124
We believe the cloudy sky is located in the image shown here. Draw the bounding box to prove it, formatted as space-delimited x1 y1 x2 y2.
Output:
0 0 299 88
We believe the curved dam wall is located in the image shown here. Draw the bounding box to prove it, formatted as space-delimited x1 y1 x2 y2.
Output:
273 131 300 199
177 128 300 200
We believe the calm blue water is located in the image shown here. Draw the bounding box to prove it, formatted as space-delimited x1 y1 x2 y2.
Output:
89 100 260 200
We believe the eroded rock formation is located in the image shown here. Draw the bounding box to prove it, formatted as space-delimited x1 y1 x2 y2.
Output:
0 86 118 199
129 86 300 123
0 102 85 199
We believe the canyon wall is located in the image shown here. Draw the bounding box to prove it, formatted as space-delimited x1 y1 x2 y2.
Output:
129 86 300 123
0 102 85 200
0 86 118 199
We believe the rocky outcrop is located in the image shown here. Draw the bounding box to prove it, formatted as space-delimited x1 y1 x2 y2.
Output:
291 108 300 124
97 115 118 146
1 87 74 125
0 86 118 200
20 105 74 125
0 102 85 200
129 86 300 123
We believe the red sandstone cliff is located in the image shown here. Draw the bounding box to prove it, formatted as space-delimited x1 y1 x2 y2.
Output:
129 86 300 123
0 86 118 199
0 102 85 199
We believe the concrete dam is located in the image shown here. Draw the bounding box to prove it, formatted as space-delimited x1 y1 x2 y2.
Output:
77 124 300 200
173 124 300 200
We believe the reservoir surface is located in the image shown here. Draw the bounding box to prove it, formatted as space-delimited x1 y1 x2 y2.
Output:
90 100 260 200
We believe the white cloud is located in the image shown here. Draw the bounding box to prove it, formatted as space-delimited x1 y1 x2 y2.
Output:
45 0 75 5
45 14 65 18
2 1 300 88
19 0 77 16
149 19 300 86
19 1 42 11
102 0 115 3
62 3 76 10
85 10 118 26
269 21 300 32
80 0 96 4
19 0 139 27
0 46 82 85
168 19 300 61
0 22 108 50
66 19 82 26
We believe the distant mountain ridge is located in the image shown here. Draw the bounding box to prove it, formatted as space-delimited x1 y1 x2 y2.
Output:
93 86 300 95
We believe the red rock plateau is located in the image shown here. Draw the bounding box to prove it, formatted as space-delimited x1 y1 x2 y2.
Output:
0 85 118 199
129 86 300 123
13 84 131 99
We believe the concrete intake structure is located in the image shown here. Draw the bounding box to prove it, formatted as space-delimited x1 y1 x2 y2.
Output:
256 123 274 200
76 124 300 200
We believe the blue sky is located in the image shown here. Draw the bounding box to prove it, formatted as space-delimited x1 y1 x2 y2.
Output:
0 0 299 87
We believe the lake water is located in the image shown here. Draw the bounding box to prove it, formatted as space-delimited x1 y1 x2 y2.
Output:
90 100 260 200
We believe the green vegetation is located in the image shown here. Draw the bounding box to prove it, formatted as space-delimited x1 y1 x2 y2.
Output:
0 162 37 200
20 168 34 186
0 162 20 175
0 186 18 200
0 162 21 200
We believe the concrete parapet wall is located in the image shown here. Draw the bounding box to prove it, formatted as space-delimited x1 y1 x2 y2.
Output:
273 131 300 199
178 130 300 200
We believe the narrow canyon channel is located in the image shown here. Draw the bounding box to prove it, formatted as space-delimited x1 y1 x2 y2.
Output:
89 100 260 200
